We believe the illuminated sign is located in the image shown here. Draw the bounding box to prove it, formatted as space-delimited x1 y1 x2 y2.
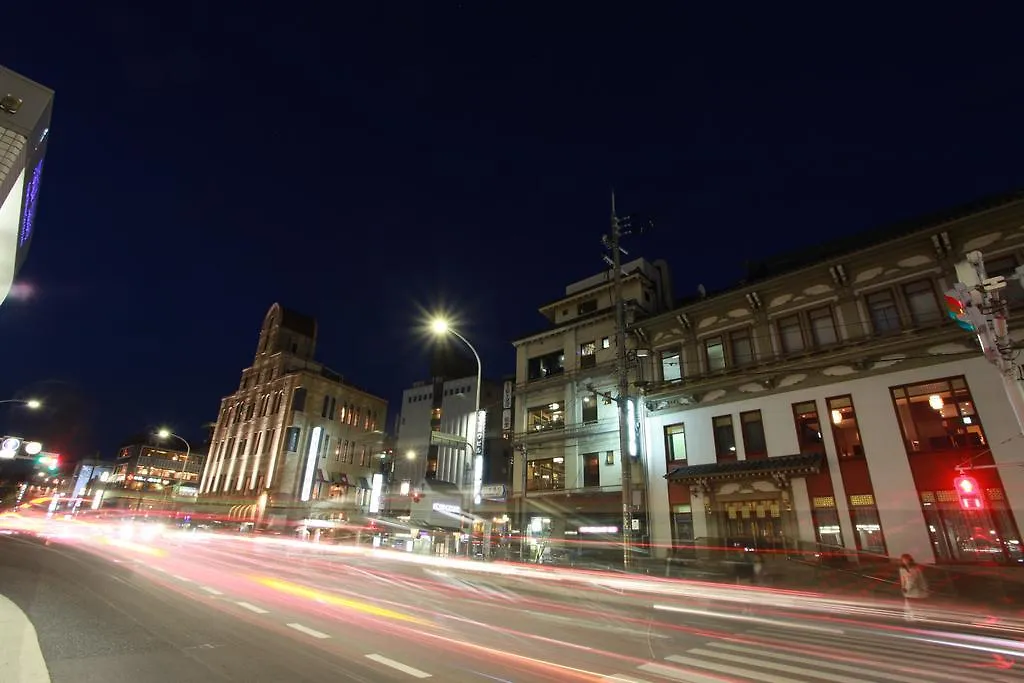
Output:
368 473 383 513
579 526 619 534
626 399 638 458
473 409 486 504
20 158 43 247
300 426 322 502
432 502 461 515
1 437 20 458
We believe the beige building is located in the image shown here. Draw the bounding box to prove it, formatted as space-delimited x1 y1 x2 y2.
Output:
510 259 673 560
198 303 388 530
635 191 1024 566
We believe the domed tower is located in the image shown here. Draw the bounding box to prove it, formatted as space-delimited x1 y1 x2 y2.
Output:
254 302 317 361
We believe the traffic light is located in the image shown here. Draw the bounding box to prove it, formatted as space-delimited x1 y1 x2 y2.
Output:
954 474 984 510
36 453 59 471
944 289 976 332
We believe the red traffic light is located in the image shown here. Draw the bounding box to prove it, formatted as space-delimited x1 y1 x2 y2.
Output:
954 474 984 510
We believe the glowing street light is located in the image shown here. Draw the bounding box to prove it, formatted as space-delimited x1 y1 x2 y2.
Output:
155 428 192 493
0 398 42 409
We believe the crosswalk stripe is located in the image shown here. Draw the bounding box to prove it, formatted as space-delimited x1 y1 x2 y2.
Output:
661 653 801 683
687 647 884 683
746 627 1013 670
704 641 948 683
601 675 656 683
635 662 726 683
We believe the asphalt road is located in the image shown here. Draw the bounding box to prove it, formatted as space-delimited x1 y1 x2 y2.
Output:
1 524 1022 682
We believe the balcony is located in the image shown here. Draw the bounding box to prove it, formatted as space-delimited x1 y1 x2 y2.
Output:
513 416 619 444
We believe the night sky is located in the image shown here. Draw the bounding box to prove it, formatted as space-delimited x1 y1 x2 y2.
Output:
2 5 1023 461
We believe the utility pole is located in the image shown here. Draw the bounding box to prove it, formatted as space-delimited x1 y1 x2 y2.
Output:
604 192 634 570
948 251 1024 435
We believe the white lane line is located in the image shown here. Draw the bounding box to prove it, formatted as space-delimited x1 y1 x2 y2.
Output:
603 675 658 683
704 642 935 683
200 586 223 595
684 649 870 683
286 623 331 639
653 604 845 635
365 653 432 678
665 654 795 683
235 601 269 614
637 662 723 682
173 575 192 583
153 567 169 573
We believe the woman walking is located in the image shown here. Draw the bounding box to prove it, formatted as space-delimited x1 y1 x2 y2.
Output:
899 553 929 620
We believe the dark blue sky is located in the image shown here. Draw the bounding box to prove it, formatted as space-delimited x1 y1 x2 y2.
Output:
2 5 1023 459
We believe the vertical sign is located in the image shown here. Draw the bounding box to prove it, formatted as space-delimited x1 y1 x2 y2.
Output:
473 409 487 504
368 473 384 513
501 380 513 438
300 426 322 502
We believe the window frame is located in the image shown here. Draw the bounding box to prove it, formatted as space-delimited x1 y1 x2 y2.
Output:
864 287 903 335
712 414 737 462
740 410 767 459
664 423 687 465
889 375 988 455
901 278 943 327
825 394 865 460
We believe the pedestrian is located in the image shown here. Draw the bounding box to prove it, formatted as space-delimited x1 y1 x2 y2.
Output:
899 553 929 620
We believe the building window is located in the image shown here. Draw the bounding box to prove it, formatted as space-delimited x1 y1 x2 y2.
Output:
605 450 614 466
808 306 839 346
891 377 987 454
777 314 805 354
601 337 611 349
321 395 331 418
903 279 942 326
671 504 694 548
579 341 597 369
661 347 682 382
793 401 823 452
577 300 598 315
527 457 565 491
827 395 864 459
704 336 726 372
292 388 307 412
664 423 687 464
712 415 736 462
582 453 600 487
527 350 565 381
730 328 755 366
581 396 598 424
740 410 767 459
866 289 901 334
526 403 565 432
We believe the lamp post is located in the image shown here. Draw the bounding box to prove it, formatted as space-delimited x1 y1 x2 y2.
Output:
430 318 484 501
0 399 42 409
156 429 192 504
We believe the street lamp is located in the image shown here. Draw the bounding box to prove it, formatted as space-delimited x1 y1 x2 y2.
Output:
155 428 192 492
0 399 41 409
429 318 481 415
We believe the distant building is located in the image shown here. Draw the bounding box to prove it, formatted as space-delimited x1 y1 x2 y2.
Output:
104 433 205 511
66 458 115 508
0 65 52 306
197 303 388 531
393 374 512 515
510 259 673 561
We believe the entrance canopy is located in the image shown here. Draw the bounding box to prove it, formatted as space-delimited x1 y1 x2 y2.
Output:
665 452 824 483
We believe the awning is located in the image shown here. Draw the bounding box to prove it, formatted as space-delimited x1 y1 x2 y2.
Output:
665 452 824 483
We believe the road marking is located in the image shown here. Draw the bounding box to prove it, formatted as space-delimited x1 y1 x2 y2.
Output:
703 642 935 683
200 586 223 595
665 654 794 683
365 653 432 678
173 575 192 583
0 594 50 683
286 623 331 639
603 675 658 683
652 604 845 635
153 567 169 573
685 649 869 683
637 662 723 682
235 601 269 614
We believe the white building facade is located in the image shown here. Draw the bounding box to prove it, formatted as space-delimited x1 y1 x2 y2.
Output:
635 192 1024 566
511 259 673 559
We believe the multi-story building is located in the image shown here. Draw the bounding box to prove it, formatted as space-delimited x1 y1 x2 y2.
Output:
636 191 1024 567
198 303 388 531
0 66 52 306
105 434 206 510
510 259 673 561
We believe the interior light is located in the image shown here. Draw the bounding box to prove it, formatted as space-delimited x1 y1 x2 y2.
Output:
928 394 944 410
831 409 843 425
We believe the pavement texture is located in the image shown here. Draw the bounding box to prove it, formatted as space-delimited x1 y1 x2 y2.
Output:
0 522 1022 682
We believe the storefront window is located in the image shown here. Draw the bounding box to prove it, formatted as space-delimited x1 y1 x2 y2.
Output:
891 377 986 454
526 457 565 491
848 494 886 555
793 400 824 452
921 491 1023 565
671 504 693 548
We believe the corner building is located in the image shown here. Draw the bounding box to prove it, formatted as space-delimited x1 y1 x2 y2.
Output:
511 259 673 561
637 192 1024 566
0 65 52 305
199 303 388 530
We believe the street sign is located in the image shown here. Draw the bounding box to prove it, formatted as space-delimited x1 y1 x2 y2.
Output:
479 484 506 500
430 432 468 448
